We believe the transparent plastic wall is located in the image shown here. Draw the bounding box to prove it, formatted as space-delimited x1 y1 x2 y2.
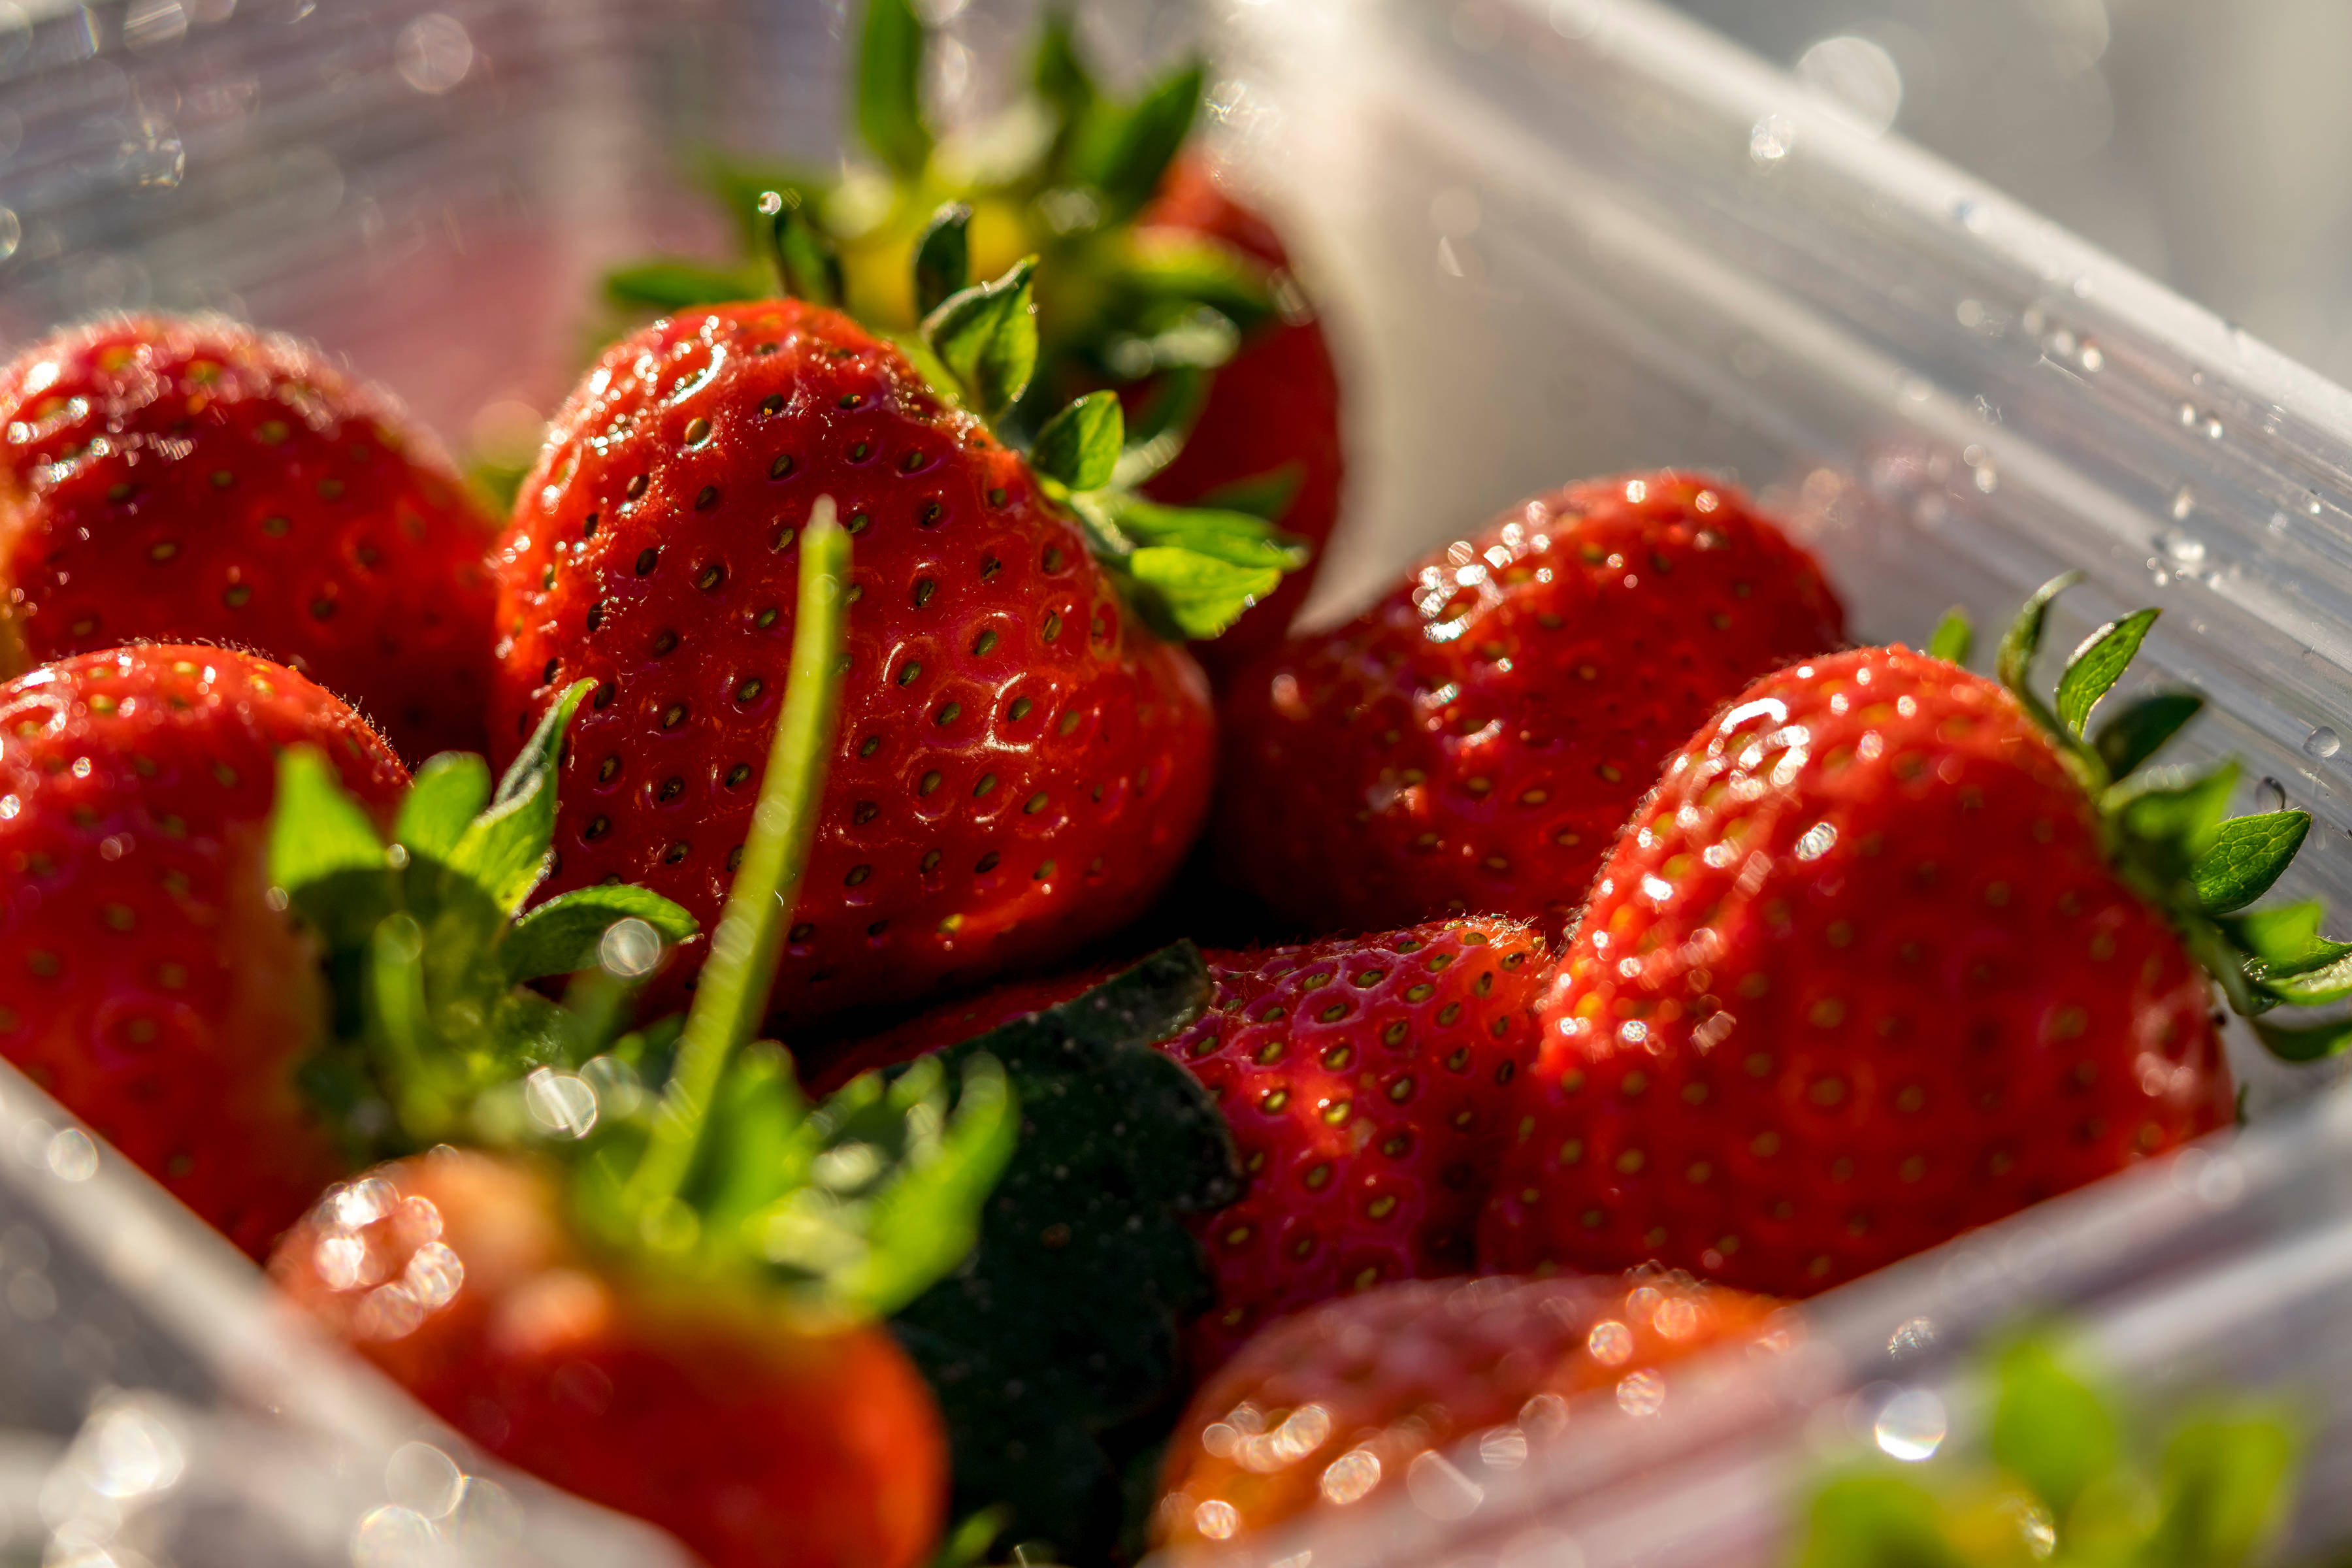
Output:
7 0 2352 1563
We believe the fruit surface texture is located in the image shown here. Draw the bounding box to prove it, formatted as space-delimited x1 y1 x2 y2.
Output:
272 1149 947 1568
0 645 408 1254
0 315 503 763
1479 644 2234 1296
1218 472 1844 934
491 300 1214 1027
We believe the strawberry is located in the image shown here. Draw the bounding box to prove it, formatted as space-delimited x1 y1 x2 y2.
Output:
0 645 408 1255
493 231 1298 1029
1480 581 2351 1297
1135 155 1347 679
1216 472 1846 936
270 1148 950 1568
606 3 1340 670
276 515 1015 1568
817 917 1550 1372
0 316 504 765
1154 1268 1782 1546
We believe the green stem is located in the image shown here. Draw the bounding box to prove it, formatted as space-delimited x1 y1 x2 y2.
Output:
628 497 851 1222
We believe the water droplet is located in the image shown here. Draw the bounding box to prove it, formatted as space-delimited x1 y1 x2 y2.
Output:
1873 1388 1947 1462
2307 727 2340 760
1749 114 1795 166
523 1068 598 1139
117 118 184 189
2170 487 2196 521
2310 493 2326 516
44 1127 96 1182
2178 402 2197 427
2079 340 2104 371
599 916 661 977
1973 463 1998 494
1953 199 1990 233
2157 530 2206 566
2204 414 2224 440
1796 35 1902 137
397 14 474 94
385 1443 465 1518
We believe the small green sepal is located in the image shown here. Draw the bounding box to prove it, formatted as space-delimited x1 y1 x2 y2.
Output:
922 257 1040 424
1925 607 1973 666
1029 389 1123 492
913 202 974 318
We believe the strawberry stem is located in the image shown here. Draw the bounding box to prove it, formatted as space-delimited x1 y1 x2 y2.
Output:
627 497 851 1223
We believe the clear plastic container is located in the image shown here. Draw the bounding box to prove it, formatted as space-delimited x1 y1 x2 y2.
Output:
9 0 2352 1563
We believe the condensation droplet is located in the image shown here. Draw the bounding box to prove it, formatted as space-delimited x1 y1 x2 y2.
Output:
385 1442 464 1518
352 1504 439 1568
2170 486 2195 521
2157 529 2206 566
1873 1388 1947 1461
523 1068 597 1139
599 915 661 978
1749 114 1795 166
396 12 474 94
46 1127 97 1183
2306 727 2340 760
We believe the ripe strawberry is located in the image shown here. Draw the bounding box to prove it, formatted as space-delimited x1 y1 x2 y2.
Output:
489 293 1250 1028
0 316 503 765
270 1148 949 1568
1477 582 2338 1296
817 917 1550 1371
1216 472 1846 936
0 645 408 1255
279 519 1011 1568
1154 1268 1782 1546
1134 157 1346 679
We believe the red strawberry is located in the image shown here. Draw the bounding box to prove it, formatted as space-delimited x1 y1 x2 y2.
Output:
489 299 1217 1028
1479 612 2259 1298
817 917 1550 1371
1135 157 1346 679
269 1148 947 1568
1154 1268 1782 1546
1217 472 1846 935
0 645 408 1254
0 316 503 764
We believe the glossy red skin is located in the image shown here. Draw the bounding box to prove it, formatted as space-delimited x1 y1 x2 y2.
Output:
0 646 408 1256
0 316 502 765
1155 1270 1782 1544
1138 159 1347 681
1478 646 2235 1297
270 1150 945 1568
816 918 1549 1374
1217 472 1846 936
489 301 1215 1029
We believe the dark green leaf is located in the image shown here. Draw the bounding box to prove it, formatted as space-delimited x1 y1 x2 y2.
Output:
603 260 753 314
930 1507 1014 1568
2056 607 2160 736
922 258 1039 423
1113 232 1276 331
2095 691 2204 780
1793 1473 1967 1568
834 1054 1018 1317
1195 463 1304 525
764 189 844 308
1995 570 2081 742
2227 900 2340 972
2140 1408 2298 1568
1126 547 1284 640
892 943 1236 1558
2253 1014 2352 1062
913 203 973 318
856 0 932 180
1083 60 1204 223
2191 811 2310 913
1924 608 1972 666
269 746 387 894
502 885 699 983
1989 1337 2117 1516
453 681 591 915
1115 496 1309 571
396 753 491 862
2112 762 2239 871
1030 391 1124 492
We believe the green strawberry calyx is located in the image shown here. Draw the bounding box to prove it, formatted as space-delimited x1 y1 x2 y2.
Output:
1978 574 2352 1061
274 500 1018 1324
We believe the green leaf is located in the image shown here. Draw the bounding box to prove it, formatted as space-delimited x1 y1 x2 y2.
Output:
1197 463 1305 525
1924 608 1973 666
1989 1337 2117 1516
2056 607 2160 736
2226 900 2340 972
1113 495 1309 570
913 202 973 318
1125 547 1283 640
269 746 387 894
1793 1474 1967 1568
1032 8 1096 134
2253 1014 2352 1062
2257 950 2352 1007
930 1507 1014 1568
2191 811 2310 913
450 681 591 915
2111 762 2239 872
764 189 844 308
1083 60 1204 223
2095 691 2204 780
922 258 1039 423
891 943 1237 1558
1995 570 2081 734
603 260 754 314
832 1053 1019 1318
1113 232 1277 331
856 0 932 180
2140 1408 2298 1568
1110 366 1206 489
502 886 700 984
395 753 491 863
1030 391 1124 492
